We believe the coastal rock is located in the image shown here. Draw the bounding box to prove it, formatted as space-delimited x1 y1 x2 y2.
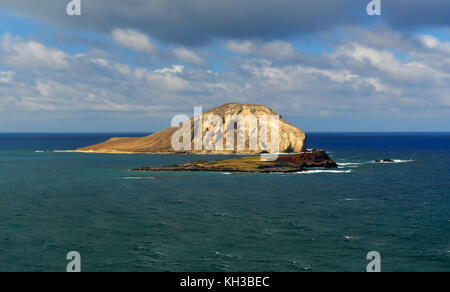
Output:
276 150 338 168
77 103 306 154
132 150 338 173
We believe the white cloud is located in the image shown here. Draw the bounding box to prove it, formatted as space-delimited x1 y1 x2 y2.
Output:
333 43 448 82
0 28 449 130
0 33 69 69
257 41 297 61
114 63 131 75
0 71 14 83
147 72 193 92
172 47 208 66
226 40 297 62
420 34 450 52
90 58 109 67
226 40 255 55
421 35 440 49
155 65 184 74
134 65 196 92
112 29 158 54
35 81 54 97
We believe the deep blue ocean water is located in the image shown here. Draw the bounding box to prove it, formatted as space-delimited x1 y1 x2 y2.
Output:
0 133 449 272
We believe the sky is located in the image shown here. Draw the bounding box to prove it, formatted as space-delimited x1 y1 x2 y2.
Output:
0 0 449 132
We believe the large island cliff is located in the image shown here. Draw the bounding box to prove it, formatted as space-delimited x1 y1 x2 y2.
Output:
77 103 307 155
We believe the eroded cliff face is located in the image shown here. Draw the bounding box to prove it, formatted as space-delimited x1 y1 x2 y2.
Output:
77 103 307 154
190 103 306 154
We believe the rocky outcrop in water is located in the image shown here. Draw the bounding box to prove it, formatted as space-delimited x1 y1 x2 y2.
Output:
276 150 338 168
132 150 338 173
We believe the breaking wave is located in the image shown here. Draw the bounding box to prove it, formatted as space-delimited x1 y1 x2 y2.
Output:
338 162 363 168
298 169 352 174
339 198 357 201
121 177 158 180
373 159 414 164
336 159 414 168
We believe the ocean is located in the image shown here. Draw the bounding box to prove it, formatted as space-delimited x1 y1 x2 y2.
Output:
0 133 448 272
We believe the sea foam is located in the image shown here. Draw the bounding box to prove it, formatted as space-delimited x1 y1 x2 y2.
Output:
338 162 363 168
297 169 352 174
121 177 157 180
373 159 414 164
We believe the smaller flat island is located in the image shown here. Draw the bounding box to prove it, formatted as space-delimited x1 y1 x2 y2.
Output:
132 150 338 173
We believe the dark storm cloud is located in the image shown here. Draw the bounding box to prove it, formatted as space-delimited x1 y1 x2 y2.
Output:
0 0 449 45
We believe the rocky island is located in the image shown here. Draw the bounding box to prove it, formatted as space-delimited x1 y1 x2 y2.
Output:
78 103 338 173
77 103 306 154
132 150 338 173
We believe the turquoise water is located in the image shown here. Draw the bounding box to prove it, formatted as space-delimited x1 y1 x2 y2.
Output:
0 133 449 272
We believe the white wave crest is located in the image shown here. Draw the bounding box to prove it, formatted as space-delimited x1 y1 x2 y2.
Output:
374 159 414 164
215 251 234 258
338 162 363 168
121 177 157 180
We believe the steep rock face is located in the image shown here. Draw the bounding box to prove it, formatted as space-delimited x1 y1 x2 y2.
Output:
198 103 306 154
77 103 306 154
276 150 338 168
